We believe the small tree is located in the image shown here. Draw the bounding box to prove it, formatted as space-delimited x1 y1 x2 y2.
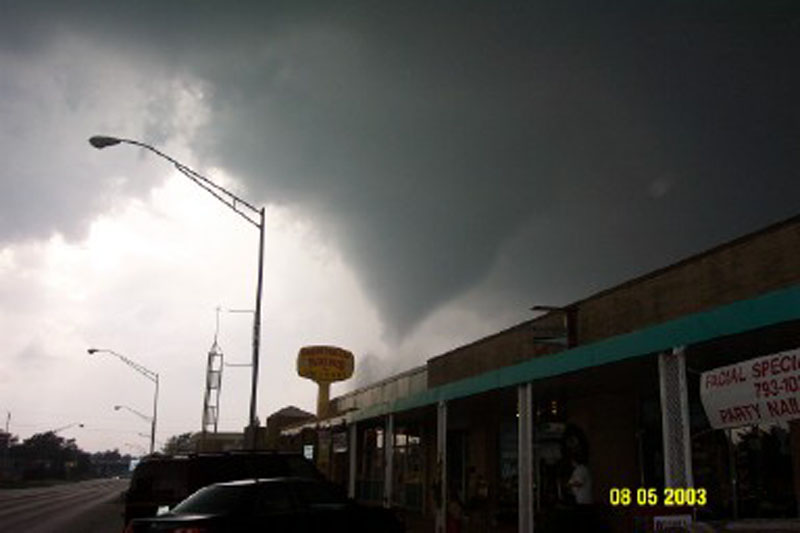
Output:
162 432 195 454
0 431 16 447
12 432 72 480
90 449 133 477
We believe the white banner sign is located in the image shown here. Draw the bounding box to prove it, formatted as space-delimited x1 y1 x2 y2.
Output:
700 347 800 429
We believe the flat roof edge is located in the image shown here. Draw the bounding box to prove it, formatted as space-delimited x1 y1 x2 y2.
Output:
352 283 800 422
569 214 800 308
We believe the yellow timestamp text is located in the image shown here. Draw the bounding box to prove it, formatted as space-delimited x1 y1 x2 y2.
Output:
608 487 707 507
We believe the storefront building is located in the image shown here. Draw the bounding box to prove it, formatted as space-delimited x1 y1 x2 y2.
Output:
277 215 800 532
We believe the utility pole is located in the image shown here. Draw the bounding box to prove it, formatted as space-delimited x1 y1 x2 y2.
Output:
89 136 268 448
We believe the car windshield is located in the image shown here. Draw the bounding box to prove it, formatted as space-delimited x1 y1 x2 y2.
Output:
171 484 255 515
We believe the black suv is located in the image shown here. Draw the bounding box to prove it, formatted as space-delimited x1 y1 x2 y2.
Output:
123 452 324 526
126 477 404 533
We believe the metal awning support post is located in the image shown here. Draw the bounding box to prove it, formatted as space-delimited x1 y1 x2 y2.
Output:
518 383 534 533
727 428 739 519
348 422 357 499
151 374 159 454
659 346 694 488
436 401 447 533
384 414 394 508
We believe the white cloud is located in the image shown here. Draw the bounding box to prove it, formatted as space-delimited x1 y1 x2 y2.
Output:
1 169 390 451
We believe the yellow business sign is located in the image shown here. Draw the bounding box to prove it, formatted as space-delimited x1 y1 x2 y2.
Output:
297 345 354 383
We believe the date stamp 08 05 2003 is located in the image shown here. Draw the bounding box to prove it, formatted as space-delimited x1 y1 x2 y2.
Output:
608 487 707 507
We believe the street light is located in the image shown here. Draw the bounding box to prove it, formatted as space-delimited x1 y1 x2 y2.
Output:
114 404 153 423
88 348 159 454
51 423 85 434
136 432 165 448
89 135 266 447
124 442 147 455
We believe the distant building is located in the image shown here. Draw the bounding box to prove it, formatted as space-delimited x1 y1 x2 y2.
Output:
191 431 244 453
265 406 315 449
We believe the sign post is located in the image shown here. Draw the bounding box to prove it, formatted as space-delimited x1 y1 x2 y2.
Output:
297 345 355 418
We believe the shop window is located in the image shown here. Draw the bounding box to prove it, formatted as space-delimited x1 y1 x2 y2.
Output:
497 419 518 525
689 369 795 520
330 431 349 488
358 427 384 503
447 430 468 506
392 427 424 510
639 395 664 489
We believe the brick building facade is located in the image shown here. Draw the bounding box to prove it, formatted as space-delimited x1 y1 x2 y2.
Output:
277 214 800 532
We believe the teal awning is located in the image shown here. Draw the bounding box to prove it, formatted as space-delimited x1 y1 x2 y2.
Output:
352 283 800 422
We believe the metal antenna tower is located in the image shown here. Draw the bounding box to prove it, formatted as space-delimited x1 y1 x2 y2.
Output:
201 307 224 434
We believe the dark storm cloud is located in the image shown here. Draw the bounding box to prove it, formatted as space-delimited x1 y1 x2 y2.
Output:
0 28 196 245
2 1 799 338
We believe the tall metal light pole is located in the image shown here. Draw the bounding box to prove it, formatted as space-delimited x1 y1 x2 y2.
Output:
88 348 159 454
89 135 265 447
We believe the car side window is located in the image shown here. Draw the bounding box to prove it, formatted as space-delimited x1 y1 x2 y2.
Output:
252 483 294 516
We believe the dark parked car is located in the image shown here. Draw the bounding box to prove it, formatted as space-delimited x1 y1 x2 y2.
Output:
125 477 404 533
124 452 324 525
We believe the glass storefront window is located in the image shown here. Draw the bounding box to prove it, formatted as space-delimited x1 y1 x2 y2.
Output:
392 426 424 510
359 427 384 503
689 358 796 520
497 418 518 523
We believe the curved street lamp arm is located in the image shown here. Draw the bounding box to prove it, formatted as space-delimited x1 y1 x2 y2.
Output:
51 423 84 434
137 432 164 446
115 405 153 423
173 161 261 228
113 138 243 205
111 138 262 229
91 348 158 383
124 442 147 454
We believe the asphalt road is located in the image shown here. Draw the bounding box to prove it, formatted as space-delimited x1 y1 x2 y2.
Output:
0 478 129 533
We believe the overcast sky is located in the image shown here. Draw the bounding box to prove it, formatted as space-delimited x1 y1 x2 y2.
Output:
1 1 798 452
